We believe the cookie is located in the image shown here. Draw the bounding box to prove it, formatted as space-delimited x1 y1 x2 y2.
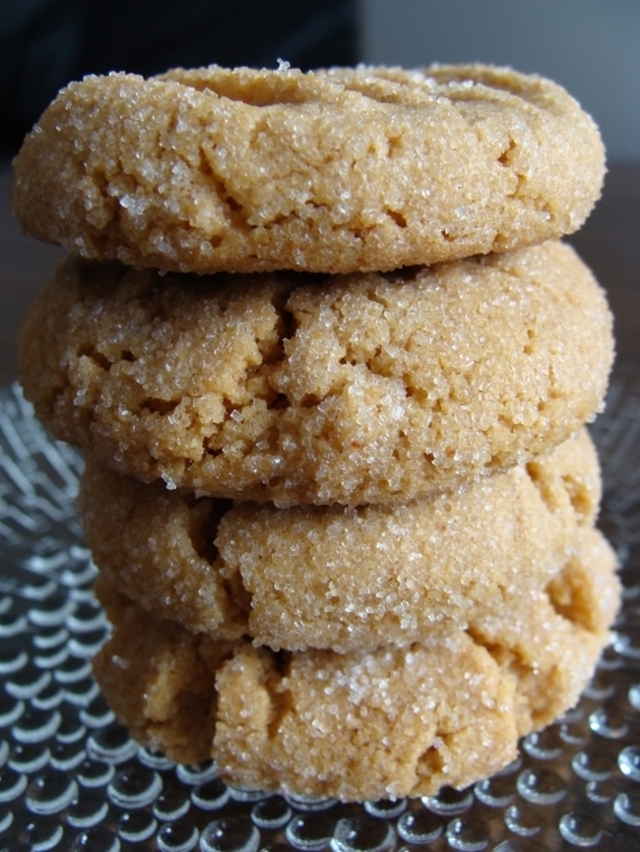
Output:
79 430 601 652
19 241 613 506
92 528 619 801
12 63 604 275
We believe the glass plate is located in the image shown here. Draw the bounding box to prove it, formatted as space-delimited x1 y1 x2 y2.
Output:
1 365 640 852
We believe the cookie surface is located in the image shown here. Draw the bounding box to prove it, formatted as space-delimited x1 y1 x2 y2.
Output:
12 63 604 275
92 528 619 801
20 241 613 506
79 430 601 652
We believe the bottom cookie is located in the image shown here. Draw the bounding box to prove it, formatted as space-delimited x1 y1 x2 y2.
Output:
93 528 619 802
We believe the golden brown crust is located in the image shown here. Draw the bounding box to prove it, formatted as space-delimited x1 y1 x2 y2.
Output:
91 578 235 764
19 241 613 506
92 528 619 801
12 63 604 274
79 430 601 652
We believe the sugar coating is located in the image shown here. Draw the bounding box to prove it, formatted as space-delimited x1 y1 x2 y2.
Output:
79 430 601 652
11 63 604 274
92 528 619 801
19 241 613 506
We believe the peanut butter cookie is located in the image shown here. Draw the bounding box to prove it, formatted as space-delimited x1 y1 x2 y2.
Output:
79 430 601 652
20 241 613 506
92 528 619 801
13 63 604 274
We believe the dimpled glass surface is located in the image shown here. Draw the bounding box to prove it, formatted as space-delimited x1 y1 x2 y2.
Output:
1 365 639 852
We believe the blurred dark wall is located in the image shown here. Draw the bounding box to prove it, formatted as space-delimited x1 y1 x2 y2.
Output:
0 0 358 160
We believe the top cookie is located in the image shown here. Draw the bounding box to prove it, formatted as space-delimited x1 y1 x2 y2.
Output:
12 63 604 274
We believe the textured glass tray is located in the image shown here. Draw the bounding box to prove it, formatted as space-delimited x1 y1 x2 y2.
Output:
1 364 640 852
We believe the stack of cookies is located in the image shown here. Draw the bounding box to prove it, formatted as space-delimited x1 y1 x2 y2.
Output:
13 63 619 802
